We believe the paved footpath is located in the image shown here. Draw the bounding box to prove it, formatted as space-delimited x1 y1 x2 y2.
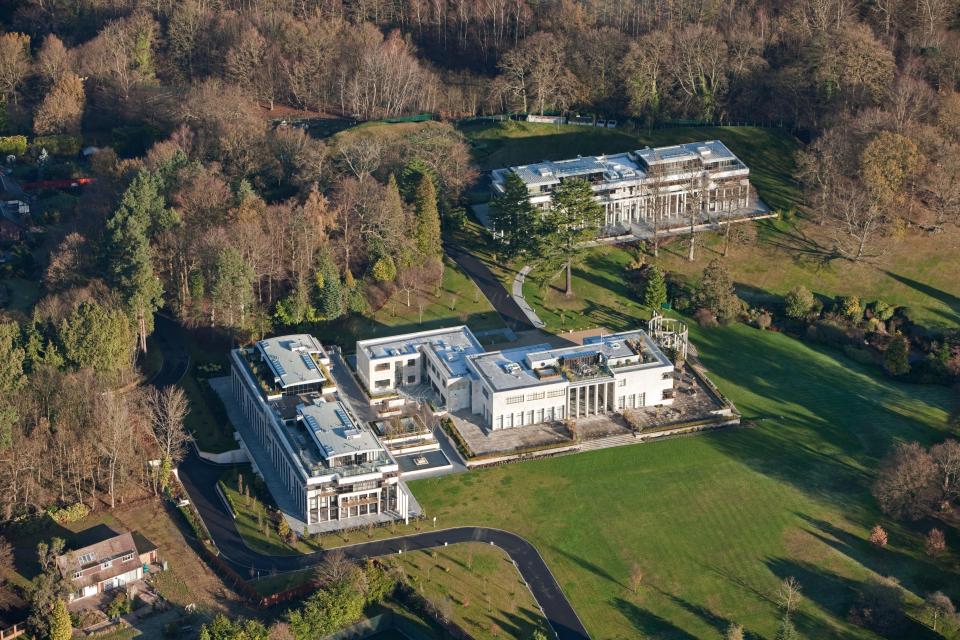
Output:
445 243 535 332
178 449 589 639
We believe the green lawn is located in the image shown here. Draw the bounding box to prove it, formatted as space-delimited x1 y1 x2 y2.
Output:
181 372 237 453
523 244 649 333
308 257 504 349
410 323 959 639
395 542 549 640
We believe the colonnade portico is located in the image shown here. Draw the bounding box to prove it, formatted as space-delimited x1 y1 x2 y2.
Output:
568 381 616 419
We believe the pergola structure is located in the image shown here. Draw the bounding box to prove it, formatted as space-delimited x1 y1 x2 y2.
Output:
648 313 689 362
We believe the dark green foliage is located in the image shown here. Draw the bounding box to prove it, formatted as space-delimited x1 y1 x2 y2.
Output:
31 134 81 156
210 247 255 331
883 334 910 376
784 285 816 320
413 173 442 260
541 177 604 296
58 302 135 373
199 614 269 640
105 170 176 345
29 538 68 639
643 266 668 310
489 172 538 258
314 251 344 320
774 616 799 640
694 259 744 324
288 577 366 640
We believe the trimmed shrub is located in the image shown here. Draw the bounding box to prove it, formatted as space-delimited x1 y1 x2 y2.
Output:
0 135 27 156
31 134 81 156
47 502 90 523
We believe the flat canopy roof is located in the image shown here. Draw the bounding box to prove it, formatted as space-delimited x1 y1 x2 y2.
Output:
299 400 384 461
497 140 743 188
358 326 483 378
257 334 326 389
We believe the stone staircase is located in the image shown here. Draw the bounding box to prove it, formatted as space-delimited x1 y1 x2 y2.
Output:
577 432 640 452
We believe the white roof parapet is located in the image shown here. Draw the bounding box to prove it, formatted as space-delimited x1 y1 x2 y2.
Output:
298 400 384 462
357 325 484 378
256 334 327 389
496 140 746 191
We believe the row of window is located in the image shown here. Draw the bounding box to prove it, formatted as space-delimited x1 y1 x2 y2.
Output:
505 395 523 404
72 553 134 579
526 391 545 401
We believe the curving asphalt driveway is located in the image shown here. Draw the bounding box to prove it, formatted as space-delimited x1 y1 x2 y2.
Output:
445 244 535 332
177 450 589 639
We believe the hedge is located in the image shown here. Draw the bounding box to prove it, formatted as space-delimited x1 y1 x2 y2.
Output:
0 135 27 156
31 134 82 156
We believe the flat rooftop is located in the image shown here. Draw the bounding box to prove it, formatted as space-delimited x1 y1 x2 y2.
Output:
467 330 671 391
467 343 554 392
634 140 739 165
358 326 484 378
256 334 326 389
496 140 745 189
299 400 384 461
531 330 669 366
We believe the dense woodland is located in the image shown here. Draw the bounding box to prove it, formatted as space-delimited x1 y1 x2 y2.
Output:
0 0 955 555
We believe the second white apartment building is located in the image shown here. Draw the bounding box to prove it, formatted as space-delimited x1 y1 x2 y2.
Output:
490 140 753 233
356 327 675 430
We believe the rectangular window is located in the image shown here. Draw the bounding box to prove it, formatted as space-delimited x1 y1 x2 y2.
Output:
481 387 489 398
406 359 416 367
505 395 524 405
546 389 565 398
407 375 416 384
526 391 545 401
618 379 627 387
374 379 390 389
78 552 95 565
121 553 134 563
73 570 82 579
101 560 112 570
374 362 391 372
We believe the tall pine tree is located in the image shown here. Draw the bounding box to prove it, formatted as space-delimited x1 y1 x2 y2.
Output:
490 173 538 258
643 266 668 310
105 170 176 353
541 178 603 297
413 173 442 260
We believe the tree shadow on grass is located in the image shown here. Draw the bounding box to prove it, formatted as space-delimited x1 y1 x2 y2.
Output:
650 586 733 637
765 556 940 640
883 270 960 326
796 513 960 599
549 545 625 589
757 223 839 267
689 325 954 515
612 597 697 640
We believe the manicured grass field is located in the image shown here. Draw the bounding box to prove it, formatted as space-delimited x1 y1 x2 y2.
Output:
410 323 959 639
395 542 549 639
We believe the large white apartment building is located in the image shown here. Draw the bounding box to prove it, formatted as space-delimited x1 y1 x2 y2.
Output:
490 140 752 233
356 327 675 430
230 334 412 529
